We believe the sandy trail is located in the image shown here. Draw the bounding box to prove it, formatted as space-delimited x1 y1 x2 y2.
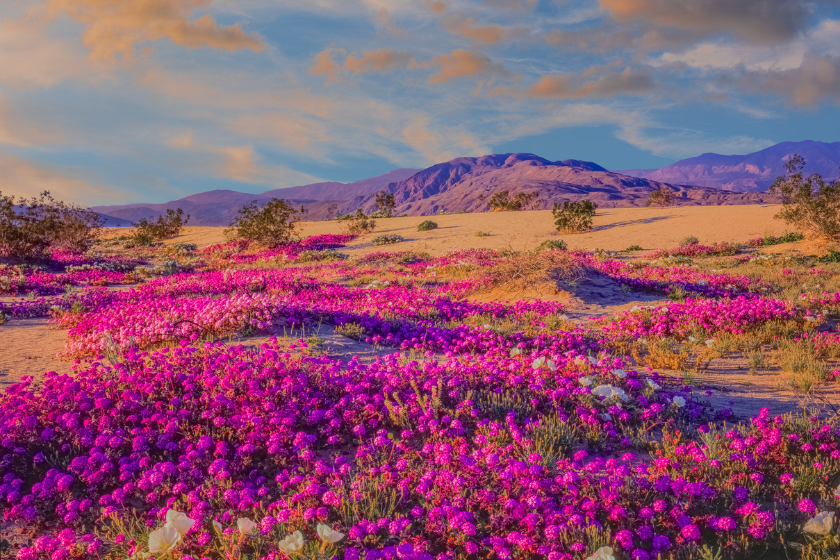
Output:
107 204 786 255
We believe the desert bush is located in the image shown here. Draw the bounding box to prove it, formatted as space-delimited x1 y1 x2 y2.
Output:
338 209 377 235
552 200 597 233
374 191 396 218
475 231 490 237
769 154 840 239
417 220 438 232
680 235 699 246
624 245 643 252
536 239 568 251
130 208 190 247
226 198 304 247
746 231 805 247
371 234 403 246
487 190 540 212
646 187 676 207
0 190 103 259
483 250 584 291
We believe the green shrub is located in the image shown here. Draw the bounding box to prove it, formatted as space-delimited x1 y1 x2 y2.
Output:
417 220 438 232
131 208 190 246
769 154 840 239
536 239 568 251
475 231 490 237
338 209 377 235
226 198 303 247
371 234 403 246
680 235 699 246
0 190 103 259
624 245 643 251
646 187 676 207
552 200 597 233
487 190 540 211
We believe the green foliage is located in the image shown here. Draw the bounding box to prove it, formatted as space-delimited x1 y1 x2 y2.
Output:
338 209 377 235
624 244 643 251
817 248 840 263
226 198 303 247
130 208 190 247
536 239 568 251
769 154 840 239
647 186 677 207
374 191 396 218
680 235 699 246
371 234 403 246
552 200 597 233
0 190 103 259
487 190 540 211
475 231 490 237
755 231 805 246
417 220 438 232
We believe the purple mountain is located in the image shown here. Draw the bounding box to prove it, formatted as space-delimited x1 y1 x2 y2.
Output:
618 140 840 192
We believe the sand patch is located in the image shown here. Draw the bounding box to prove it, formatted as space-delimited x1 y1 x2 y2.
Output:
0 318 69 389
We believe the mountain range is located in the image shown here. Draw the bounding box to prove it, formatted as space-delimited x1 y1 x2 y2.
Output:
93 140 840 226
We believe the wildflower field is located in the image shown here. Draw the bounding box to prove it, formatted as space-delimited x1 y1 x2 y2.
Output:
6 234 840 560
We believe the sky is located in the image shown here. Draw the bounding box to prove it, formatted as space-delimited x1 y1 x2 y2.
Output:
2 0 840 205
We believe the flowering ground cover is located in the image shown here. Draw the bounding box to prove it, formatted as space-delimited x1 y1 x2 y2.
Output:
5 235 840 559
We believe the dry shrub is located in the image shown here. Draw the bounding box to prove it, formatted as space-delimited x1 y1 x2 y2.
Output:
482 251 586 293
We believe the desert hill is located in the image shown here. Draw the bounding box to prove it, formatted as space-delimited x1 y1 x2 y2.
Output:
619 140 840 192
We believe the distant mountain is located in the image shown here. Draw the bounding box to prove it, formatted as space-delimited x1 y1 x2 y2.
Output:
91 168 420 225
355 153 774 216
93 153 780 224
618 140 840 192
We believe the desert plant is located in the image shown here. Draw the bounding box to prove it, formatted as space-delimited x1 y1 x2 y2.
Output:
371 234 403 246
226 198 303 247
552 200 597 233
679 235 699 246
131 208 190 246
417 220 438 232
0 190 103 259
769 154 840 239
487 190 540 212
536 239 568 251
475 231 490 237
624 245 643 252
646 187 676 207
374 191 396 218
339 209 377 235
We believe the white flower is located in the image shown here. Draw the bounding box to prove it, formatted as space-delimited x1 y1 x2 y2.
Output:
213 520 223 533
672 396 686 407
316 523 345 543
588 356 597 364
278 531 305 554
705 339 714 347
579 376 593 387
148 526 181 553
601 413 612 421
237 517 258 535
164 510 195 537
510 347 521 356
803 511 834 535
646 379 661 391
547 359 557 371
612 369 627 378
587 546 616 560
835 483 840 498
592 384 628 401
532 357 545 369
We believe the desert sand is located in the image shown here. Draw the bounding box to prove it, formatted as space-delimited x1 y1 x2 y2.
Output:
108 204 785 255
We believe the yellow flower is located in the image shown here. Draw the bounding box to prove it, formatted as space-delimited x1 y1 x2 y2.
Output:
148 526 181 553
317 523 345 543
237 517 258 535
164 509 195 537
278 530 305 554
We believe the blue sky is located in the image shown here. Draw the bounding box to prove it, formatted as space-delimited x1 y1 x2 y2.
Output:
1 0 840 205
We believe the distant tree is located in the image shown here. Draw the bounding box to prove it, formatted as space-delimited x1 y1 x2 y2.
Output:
0 190 103 259
646 187 676 207
487 190 540 211
552 200 597 233
769 154 840 239
226 198 303 246
131 208 190 246
374 191 396 218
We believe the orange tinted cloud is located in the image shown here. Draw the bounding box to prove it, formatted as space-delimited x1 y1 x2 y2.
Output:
344 49 415 74
598 0 809 43
525 67 655 98
444 16 507 44
428 49 506 84
35 0 263 62
310 49 344 83
0 150 118 204
217 145 257 183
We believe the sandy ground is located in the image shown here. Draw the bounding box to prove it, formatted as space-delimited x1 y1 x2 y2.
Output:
0 318 70 389
106 204 786 255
